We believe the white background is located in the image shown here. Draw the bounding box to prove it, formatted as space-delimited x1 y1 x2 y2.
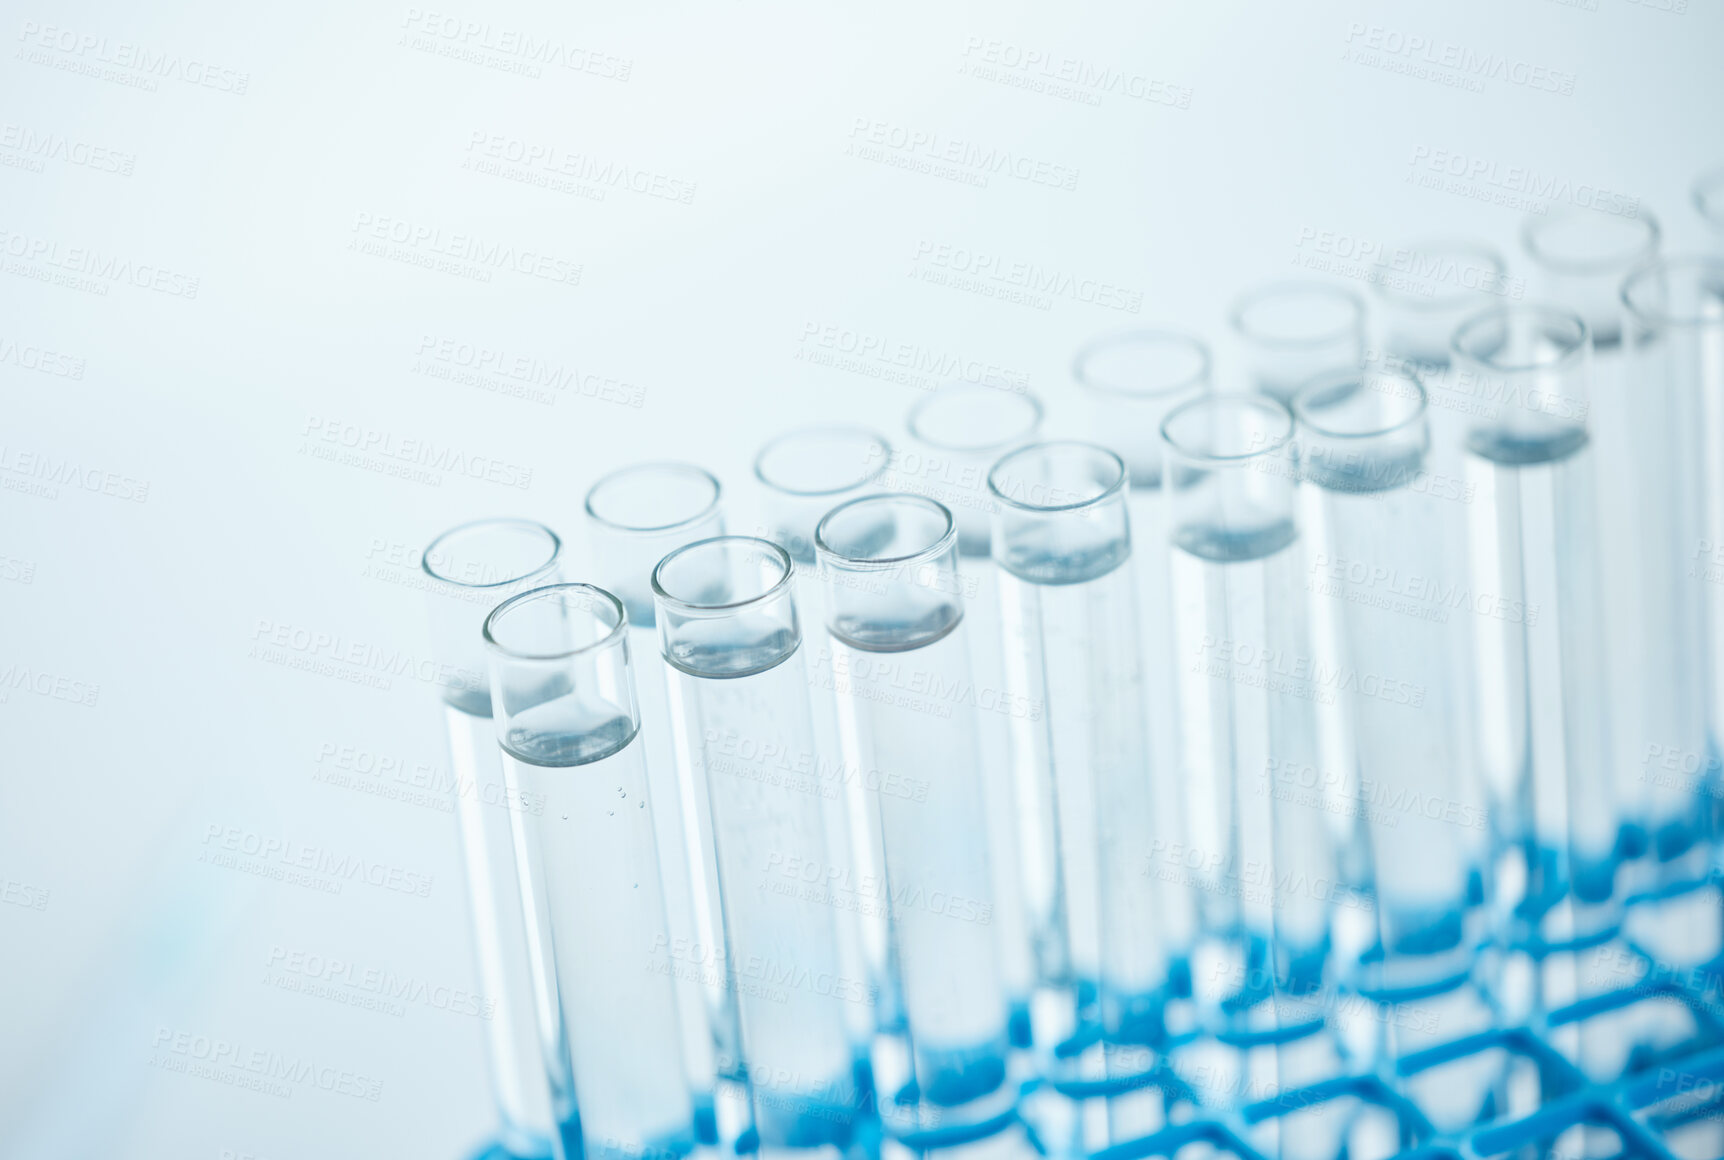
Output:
2 0 1720 1155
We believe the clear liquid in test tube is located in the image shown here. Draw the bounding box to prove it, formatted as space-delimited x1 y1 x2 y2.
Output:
421 519 564 1160
902 383 1048 1049
1449 307 1619 955
585 462 737 1137
753 426 902 1046
987 441 1180 1150
484 584 698 1160
1160 397 1348 1160
815 494 1019 1148
1072 329 1211 1006
652 537 872 1158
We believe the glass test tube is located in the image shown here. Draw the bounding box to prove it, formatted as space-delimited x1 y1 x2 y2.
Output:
987 442 1173 1065
584 465 737 1110
1160 397 1335 982
1620 259 1724 878
1292 370 1486 986
422 519 563 1160
815 494 1018 1144
1071 330 1210 995
1450 307 1618 945
903 383 1046 1045
754 426 902 1043
483 584 697 1160
1697 170 1724 250
1160 398 1346 1158
1521 207 1660 351
1229 281 1366 404
652 537 870 1155
1368 240 1512 370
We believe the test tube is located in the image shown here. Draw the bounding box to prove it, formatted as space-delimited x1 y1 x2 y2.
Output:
987 442 1172 1078
903 383 1045 1043
483 583 697 1160
1229 281 1366 403
1071 330 1210 1005
1159 397 1335 981
1695 169 1724 249
754 426 893 566
1521 207 1660 350
1367 240 1513 370
1619 259 1724 881
652 537 870 1154
1450 307 1618 946
1160 398 1345 1159
1291 371 1486 983
584 463 737 1128
815 494 1017 1144
904 383 1046 556
421 520 564 1160
754 426 901 1043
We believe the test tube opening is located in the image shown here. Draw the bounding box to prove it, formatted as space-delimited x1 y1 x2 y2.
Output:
754 425 893 564
1229 281 1365 349
652 536 800 678
422 518 563 716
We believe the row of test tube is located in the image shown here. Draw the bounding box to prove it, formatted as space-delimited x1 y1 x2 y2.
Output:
417 193 1724 1160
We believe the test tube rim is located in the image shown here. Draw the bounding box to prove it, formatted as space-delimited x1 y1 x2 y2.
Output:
420 517 563 590
1694 168 1724 229
1450 303 1590 375
583 461 724 535
1228 280 1366 350
1519 205 1662 277
1071 327 1212 398
650 534 795 615
482 581 628 663
1367 239 1508 311
1159 393 1295 465
752 423 894 498
906 381 1046 453
985 439 1128 514
813 492 956 571
1291 366 1430 442
1620 255 1724 331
